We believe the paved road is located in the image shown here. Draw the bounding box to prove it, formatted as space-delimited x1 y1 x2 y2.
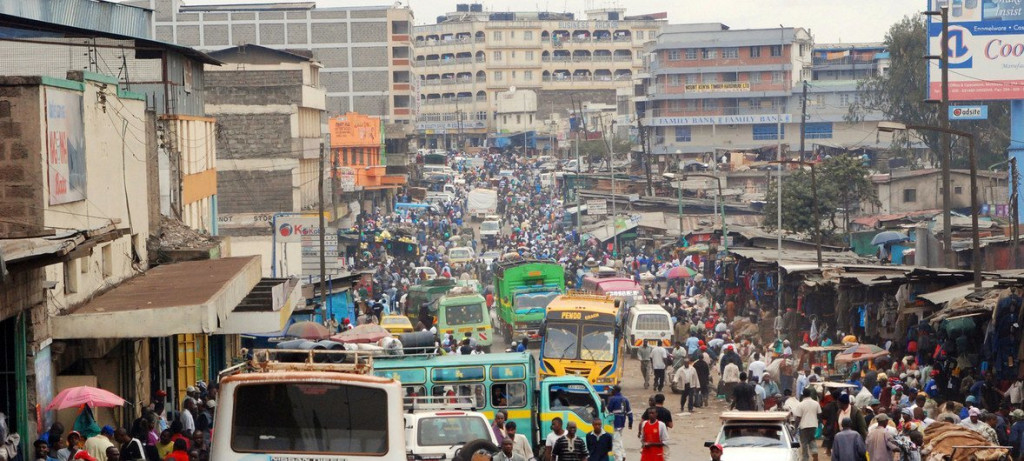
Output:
616 352 725 461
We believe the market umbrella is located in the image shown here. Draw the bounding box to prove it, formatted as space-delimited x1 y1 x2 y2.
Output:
683 244 710 255
331 323 392 344
46 386 125 411
285 321 330 340
870 231 909 246
834 343 889 363
665 266 698 280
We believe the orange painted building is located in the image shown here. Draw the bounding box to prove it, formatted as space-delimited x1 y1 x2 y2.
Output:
328 112 405 188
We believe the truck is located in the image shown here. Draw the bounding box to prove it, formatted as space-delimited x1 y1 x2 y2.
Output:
404 278 458 326
467 188 498 220
479 218 501 248
212 349 406 461
436 286 493 348
494 258 566 344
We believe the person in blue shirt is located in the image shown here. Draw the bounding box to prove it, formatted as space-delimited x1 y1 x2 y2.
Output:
606 386 632 461
685 333 701 357
585 416 613 461
516 338 529 353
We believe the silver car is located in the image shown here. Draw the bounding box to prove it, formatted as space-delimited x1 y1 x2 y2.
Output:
706 411 799 461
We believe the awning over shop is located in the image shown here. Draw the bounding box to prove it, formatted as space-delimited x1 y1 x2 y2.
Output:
583 221 639 243
51 256 263 339
918 281 997 306
727 247 868 267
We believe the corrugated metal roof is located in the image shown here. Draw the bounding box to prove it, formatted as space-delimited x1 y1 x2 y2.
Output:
0 0 151 40
918 281 997 306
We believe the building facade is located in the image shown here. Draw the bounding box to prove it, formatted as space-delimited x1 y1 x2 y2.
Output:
127 0 415 125
413 6 666 148
636 24 887 160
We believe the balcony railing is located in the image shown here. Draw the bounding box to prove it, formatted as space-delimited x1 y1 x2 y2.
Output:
420 76 485 86
420 96 487 105
414 57 485 67
643 106 789 118
541 54 632 63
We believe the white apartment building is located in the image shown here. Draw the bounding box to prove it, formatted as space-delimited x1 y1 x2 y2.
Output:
413 5 666 148
637 24 887 160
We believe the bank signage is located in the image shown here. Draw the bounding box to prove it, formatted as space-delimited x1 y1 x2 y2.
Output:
649 114 793 126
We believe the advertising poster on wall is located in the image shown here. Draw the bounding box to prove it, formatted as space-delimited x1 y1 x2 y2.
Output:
34 344 54 432
45 88 87 204
927 0 1024 101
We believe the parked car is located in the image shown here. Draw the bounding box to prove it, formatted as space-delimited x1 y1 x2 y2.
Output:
405 410 498 461
706 411 798 461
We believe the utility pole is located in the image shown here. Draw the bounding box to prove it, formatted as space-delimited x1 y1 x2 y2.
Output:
638 116 653 196
318 141 327 313
1013 158 1021 268
799 80 808 161
925 6 954 268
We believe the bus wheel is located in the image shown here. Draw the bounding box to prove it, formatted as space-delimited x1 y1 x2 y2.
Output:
454 439 498 461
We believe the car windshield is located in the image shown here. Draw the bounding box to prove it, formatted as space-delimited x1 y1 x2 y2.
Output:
514 291 559 312
481 222 499 231
579 324 615 361
444 303 485 325
417 416 491 447
451 249 471 258
637 313 670 331
718 425 789 448
543 323 579 360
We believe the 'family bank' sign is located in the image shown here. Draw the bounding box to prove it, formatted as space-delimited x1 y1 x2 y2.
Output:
649 114 793 126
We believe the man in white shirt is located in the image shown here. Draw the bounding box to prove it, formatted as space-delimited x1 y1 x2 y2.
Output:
650 344 669 392
793 389 822 461
747 353 767 381
671 359 700 414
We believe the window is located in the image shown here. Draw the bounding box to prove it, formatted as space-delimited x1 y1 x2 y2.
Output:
772 71 784 83
232 383 389 454
494 51 502 60
703 73 718 83
637 31 644 39
510 31 515 39
101 244 113 278
840 94 851 105
491 382 528 408
685 49 698 60
685 74 699 84
511 51 516 59
64 260 79 294
667 50 681 61
675 126 691 142
903 189 917 203
512 71 516 78
753 124 785 140
495 71 503 81
524 31 533 40
516 114 521 124
431 384 485 408
750 72 761 83
668 100 683 110
804 122 833 139
685 100 698 110
770 45 783 56
750 46 762 58
954 186 964 195
703 100 717 109
669 74 682 86
524 70 533 80
493 31 503 40
701 48 717 59
525 51 534 60
723 48 739 59
637 314 671 331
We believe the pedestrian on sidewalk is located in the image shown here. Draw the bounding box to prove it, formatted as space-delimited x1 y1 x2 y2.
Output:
606 386 632 461
672 358 699 414
651 342 669 392
638 342 652 390
639 408 668 461
831 418 866 461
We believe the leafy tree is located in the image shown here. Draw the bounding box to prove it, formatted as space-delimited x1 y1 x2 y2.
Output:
848 16 1009 169
763 155 880 242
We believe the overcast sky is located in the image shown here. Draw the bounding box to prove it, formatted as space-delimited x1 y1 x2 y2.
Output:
174 0 923 43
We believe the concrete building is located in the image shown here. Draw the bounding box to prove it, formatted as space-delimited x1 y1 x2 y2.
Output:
636 24 887 163
413 6 666 148
127 0 416 125
495 89 539 133
330 112 406 202
867 169 1009 215
812 43 889 81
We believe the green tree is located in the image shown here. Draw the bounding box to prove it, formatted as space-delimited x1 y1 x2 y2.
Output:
848 16 1009 169
763 155 880 242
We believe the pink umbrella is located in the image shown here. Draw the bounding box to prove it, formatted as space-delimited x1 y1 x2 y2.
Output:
665 266 698 280
331 323 392 344
46 386 125 411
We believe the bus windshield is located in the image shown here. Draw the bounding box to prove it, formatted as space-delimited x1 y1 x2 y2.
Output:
579 324 615 361
444 303 485 325
543 323 579 360
231 382 388 454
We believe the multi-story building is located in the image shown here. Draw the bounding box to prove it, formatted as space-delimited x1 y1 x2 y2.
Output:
812 43 889 81
413 6 666 148
636 24 886 162
126 0 415 125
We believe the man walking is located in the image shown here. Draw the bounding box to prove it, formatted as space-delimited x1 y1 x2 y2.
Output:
672 358 699 414
585 417 612 461
730 372 757 411
606 386 632 461
865 414 898 461
793 389 822 461
651 342 669 392
831 418 867 461
494 439 527 461
638 342 652 390
551 422 588 461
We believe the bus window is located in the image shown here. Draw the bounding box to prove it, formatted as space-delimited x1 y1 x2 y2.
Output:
232 382 388 454
431 384 485 408
403 385 427 407
491 382 527 408
579 325 615 361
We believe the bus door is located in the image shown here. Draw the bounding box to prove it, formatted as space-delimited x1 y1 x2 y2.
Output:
537 377 612 441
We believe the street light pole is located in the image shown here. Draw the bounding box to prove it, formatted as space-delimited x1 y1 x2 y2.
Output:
925 6 953 267
771 160 821 269
685 173 727 254
878 121 981 288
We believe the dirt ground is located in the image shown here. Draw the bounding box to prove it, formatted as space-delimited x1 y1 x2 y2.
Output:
617 352 725 461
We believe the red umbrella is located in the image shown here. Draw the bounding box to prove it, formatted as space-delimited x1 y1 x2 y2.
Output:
835 343 889 363
665 266 698 280
285 321 330 340
46 386 125 411
331 323 392 344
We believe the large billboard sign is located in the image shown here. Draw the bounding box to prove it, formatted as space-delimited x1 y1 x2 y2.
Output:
45 88 86 205
927 0 1024 101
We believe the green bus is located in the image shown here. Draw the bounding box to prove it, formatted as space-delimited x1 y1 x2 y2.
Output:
437 286 493 348
494 258 566 344
372 352 613 451
405 278 457 326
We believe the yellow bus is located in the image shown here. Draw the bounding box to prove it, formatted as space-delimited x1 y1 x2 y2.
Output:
538 293 622 394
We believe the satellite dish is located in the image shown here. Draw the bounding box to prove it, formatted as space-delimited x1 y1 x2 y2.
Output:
508 86 517 94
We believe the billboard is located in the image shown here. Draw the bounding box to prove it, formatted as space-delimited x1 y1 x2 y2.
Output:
927 0 1024 101
45 88 86 205
329 112 380 148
